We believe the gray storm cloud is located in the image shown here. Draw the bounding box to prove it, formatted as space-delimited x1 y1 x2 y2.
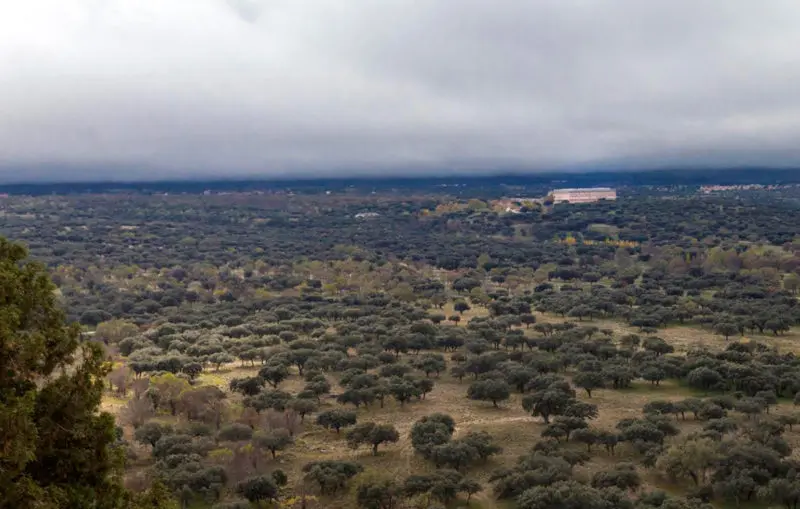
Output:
2 0 800 181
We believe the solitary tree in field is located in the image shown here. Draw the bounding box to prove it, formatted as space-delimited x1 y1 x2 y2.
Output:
430 441 480 470
571 428 600 452
658 436 720 487
355 476 403 509
236 475 279 504
410 414 456 458
454 301 471 315
572 372 605 398
641 366 666 386
346 422 400 455
522 389 575 424
591 463 641 491
134 422 174 448
290 398 318 423
316 409 357 434
713 322 738 341
467 379 511 407
254 429 294 458
784 273 800 294
686 367 723 392
302 460 363 495
430 313 446 325
412 354 447 377
259 364 290 388
388 377 421 407
520 314 537 328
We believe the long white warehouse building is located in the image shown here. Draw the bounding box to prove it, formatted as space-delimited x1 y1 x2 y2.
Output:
551 188 617 204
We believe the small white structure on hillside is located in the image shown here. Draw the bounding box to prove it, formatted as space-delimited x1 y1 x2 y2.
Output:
354 212 380 219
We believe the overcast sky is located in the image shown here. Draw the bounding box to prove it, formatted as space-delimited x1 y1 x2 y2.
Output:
2 1 800 181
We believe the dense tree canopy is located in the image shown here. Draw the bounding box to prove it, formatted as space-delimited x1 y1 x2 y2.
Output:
5 181 800 508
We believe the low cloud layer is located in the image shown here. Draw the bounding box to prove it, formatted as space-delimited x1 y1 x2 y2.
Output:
2 1 800 181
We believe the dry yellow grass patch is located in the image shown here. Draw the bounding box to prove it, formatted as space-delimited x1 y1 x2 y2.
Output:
101 394 131 413
534 312 800 354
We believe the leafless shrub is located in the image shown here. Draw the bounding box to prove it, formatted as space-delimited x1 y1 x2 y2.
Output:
283 409 302 437
178 385 228 429
131 378 150 400
263 409 302 437
124 470 151 492
108 366 131 396
222 445 260 484
120 397 154 429
237 407 262 429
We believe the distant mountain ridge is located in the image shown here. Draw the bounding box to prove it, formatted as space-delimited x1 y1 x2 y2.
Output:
0 167 798 196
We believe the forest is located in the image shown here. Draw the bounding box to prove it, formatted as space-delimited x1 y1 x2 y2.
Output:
4 181 800 509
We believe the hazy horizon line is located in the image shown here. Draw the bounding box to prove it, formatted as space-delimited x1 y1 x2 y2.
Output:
1 165 799 187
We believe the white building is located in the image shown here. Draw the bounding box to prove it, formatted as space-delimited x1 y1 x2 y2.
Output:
354 212 380 219
551 187 617 204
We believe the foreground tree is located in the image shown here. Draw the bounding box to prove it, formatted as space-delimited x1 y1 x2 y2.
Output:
0 238 137 508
